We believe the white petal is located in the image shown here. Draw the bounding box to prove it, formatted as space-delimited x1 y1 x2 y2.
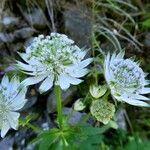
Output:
66 67 89 78
77 58 93 69
110 53 116 64
21 75 47 87
65 74 82 85
116 51 125 59
7 112 20 130
20 71 37 76
121 94 149 107
11 76 20 88
10 88 27 110
144 80 150 86
104 53 111 82
16 61 34 72
134 94 150 101
7 76 20 95
39 76 54 93
140 88 150 94
1 75 9 88
78 50 87 59
18 52 29 62
1 121 10 138
57 74 70 90
124 99 149 107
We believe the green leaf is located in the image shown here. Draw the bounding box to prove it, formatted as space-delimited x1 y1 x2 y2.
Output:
142 19 150 29
80 125 110 136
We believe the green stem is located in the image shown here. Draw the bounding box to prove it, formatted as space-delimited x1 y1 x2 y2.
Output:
102 89 110 101
77 112 91 126
54 85 63 129
19 119 42 133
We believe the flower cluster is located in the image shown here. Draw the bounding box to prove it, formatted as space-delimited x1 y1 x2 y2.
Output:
16 33 92 92
104 51 150 106
90 99 115 124
0 76 27 137
1 32 149 138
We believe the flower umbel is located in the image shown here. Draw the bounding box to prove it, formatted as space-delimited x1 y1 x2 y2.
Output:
0 75 27 137
16 33 92 92
104 51 150 106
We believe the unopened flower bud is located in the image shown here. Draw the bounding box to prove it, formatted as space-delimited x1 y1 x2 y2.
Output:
89 85 107 99
90 99 115 124
74 99 85 111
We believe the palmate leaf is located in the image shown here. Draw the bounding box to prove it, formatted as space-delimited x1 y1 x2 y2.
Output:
38 135 60 150
62 125 110 150
33 123 112 150
32 128 60 150
78 134 103 150
79 125 111 136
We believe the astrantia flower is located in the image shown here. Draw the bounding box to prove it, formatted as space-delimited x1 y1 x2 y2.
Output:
90 99 115 124
104 51 150 106
0 75 27 137
16 33 92 93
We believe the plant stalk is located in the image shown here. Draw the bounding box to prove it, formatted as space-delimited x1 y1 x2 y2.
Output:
54 85 63 129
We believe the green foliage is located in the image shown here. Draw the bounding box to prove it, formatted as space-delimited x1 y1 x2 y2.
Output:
142 12 150 29
92 0 142 52
32 124 114 150
142 19 150 28
117 136 150 150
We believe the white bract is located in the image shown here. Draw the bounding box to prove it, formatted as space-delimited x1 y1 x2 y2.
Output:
16 33 92 93
0 76 27 138
104 51 150 107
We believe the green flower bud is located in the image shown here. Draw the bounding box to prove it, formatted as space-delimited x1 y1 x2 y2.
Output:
73 99 86 111
90 99 115 124
89 85 107 99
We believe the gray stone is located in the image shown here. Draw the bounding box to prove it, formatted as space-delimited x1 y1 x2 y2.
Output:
144 32 150 47
0 136 14 150
23 8 47 29
47 87 77 113
0 27 34 43
23 142 37 150
116 108 127 130
14 128 35 149
0 32 15 43
21 88 38 111
63 107 94 125
0 16 19 30
63 107 86 125
14 27 35 39
63 2 92 48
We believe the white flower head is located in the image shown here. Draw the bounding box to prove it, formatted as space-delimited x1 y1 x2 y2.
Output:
0 75 27 138
16 33 92 93
104 51 150 107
